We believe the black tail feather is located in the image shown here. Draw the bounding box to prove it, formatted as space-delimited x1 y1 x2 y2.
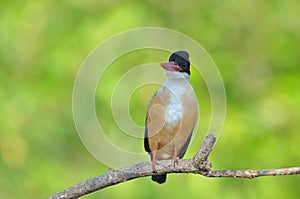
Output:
151 174 167 184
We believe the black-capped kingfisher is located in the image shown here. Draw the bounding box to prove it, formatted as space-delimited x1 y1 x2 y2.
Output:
144 51 198 184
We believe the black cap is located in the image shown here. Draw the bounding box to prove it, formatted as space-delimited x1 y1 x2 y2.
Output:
169 51 190 75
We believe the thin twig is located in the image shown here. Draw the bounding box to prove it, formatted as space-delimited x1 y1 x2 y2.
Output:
206 167 300 178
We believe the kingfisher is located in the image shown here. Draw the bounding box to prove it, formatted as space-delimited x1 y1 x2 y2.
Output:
144 50 198 184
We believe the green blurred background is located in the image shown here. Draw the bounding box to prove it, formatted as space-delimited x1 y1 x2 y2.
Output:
1 0 300 198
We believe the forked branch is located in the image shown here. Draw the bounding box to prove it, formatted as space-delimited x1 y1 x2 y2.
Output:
49 134 300 199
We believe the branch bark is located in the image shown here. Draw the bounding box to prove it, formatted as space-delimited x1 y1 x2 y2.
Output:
49 134 300 199
206 167 300 178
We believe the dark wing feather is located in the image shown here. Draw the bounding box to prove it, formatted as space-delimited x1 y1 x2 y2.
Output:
144 119 151 153
178 129 193 158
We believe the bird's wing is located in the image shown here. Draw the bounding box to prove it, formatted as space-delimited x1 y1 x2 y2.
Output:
144 88 168 153
177 92 198 158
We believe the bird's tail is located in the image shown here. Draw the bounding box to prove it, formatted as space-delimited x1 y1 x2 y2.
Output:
152 174 167 184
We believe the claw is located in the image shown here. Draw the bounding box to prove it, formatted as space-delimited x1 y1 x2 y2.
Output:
172 149 179 166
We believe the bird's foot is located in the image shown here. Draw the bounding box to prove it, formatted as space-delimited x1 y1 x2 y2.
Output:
173 157 179 167
152 161 157 173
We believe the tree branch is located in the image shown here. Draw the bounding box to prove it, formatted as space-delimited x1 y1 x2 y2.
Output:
49 134 300 199
206 167 300 178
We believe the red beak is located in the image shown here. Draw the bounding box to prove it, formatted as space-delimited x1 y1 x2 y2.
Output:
160 61 181 71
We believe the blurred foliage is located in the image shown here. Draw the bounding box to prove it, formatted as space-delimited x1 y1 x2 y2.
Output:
1 0 300 198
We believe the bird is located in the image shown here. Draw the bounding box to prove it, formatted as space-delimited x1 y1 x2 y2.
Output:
144 50 198 184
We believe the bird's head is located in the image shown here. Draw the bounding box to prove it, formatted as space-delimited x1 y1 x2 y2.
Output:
160 51 190 75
